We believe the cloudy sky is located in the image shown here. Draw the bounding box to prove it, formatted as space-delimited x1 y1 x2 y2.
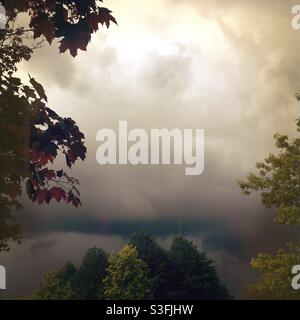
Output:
1 0 300 299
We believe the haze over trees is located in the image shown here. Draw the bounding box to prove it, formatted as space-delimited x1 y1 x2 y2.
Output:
32 233 231 300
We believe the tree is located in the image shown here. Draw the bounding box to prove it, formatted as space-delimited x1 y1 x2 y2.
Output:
238 118 300 226
2 0 117 57
167 236 230 300
32 236 231 300
238 112 300 299
33 248 108 300
74 247 108 300
104 245 153 300
249 243 300 300
129 232 170 299
34 270 75 300
0 0 117 251
57 261 77 290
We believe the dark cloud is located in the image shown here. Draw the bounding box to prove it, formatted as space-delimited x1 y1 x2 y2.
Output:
30 240 57 256
19 211 243 255
1 0 299 299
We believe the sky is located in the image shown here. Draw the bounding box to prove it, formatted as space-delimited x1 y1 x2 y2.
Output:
1 0 300 299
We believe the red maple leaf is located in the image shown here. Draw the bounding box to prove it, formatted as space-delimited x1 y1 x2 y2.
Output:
67 192 81 208
66 150 77 168
50 187 66 202
98 8 118 28
40 153 55 166
37 190 48 205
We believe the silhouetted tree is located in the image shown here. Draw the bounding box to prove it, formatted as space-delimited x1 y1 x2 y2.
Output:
33 236 231 300
167 236 230 300
0 0 117 250
129 232 170 299
74 247 108 300
2 0 117 57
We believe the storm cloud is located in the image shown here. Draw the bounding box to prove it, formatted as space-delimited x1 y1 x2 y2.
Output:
1 0 300 299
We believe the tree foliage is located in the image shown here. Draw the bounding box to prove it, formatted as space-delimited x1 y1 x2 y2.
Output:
0 0 116 251
33 237 231 300
33 249 108 300
249 243 300 300
58 261 78 283
167 236 231 300
238 119 300 225
74 247 108 300
239 105 300 299
3 0 117 57
34 269 75 300
129 232 170 300
104 245 153 300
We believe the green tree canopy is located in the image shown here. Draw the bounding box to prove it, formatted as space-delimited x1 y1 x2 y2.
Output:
33 248 108 300
74 247 108 300
104 245 153 300
239 113 300 299
249 243 300 300
238 118 300 225
57 261 77 292
32 238 231 300
168 236 230 300
34 269 74 300
128 232 170 299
